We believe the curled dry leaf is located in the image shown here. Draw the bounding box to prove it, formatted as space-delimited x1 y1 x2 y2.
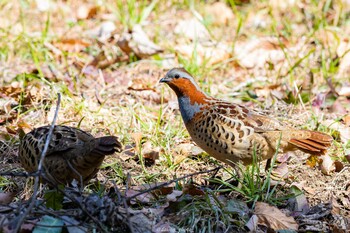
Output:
234 37 288 69
288 185 310 216
131 132 143 154
319 154 335 175
175 18 211 42
175 143 203 156
153 186 174 196
276 152 292 163
117 25 163 59
345 154 350 163
76 5 99 20
271 162 289 180
0 97 18 124
142 141 160 165
175 43 230 65
183 184 205 196
0 86 22 99
54 38 91 53
245 214 258 232
343 114 350 126
334 160 344 172
204 2 234 25
85 21 116 42
322 119 350 144
254 201 298 231
166 190 183 202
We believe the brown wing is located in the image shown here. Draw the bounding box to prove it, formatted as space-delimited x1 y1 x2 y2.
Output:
209 100 332 154
210 101 289 132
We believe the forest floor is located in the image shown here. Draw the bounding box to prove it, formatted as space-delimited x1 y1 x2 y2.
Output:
0 0 350 232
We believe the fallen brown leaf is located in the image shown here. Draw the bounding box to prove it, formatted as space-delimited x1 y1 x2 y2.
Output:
288 185 310 216
175 18 211 42
175 42 230 65
334 160 344 172
343 114 350 126
166 190 183 202
319 154 335 175
204 2 234 25
235 37 288 69
245 214 258 232
276 152 292 163
131 132 143 154
0 192 16 205
323 120 350 144
142 141 160 165
345 154 350 163
254 202 298 230
183 184 205 196
76 5 99 20
330 97 348 114
117 25 163 59
271 162 289 180
54 38 90 53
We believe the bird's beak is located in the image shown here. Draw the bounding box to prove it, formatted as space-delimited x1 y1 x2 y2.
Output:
159 76 169 83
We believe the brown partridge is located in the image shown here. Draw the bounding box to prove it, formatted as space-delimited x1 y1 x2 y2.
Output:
19 125 122 186
160 68 333 167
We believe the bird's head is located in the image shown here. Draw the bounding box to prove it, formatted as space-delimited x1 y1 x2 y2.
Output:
159 68 206 101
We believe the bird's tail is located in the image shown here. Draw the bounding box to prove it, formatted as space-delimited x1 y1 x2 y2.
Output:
93 136 122 155
288 130 332 154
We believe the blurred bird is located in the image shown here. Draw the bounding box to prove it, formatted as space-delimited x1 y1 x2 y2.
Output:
160 68 332 169
19 125 122 186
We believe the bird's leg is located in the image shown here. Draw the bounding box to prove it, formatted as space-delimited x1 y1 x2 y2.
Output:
265 158 272 171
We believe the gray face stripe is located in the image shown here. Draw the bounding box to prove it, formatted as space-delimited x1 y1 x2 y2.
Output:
178 96 202 123
165 68 206 94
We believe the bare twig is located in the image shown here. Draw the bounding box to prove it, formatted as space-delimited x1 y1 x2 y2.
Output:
111 181 134 233
127 166 222 201
0 171 33 177
10 93 61 232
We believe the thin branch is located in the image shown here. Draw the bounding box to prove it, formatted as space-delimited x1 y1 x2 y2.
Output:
111 181 134 233
127 166 222 201
11 93 61 232
0 171 32 177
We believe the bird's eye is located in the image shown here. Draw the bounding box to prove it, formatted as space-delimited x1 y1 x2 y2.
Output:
174 74 180 79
